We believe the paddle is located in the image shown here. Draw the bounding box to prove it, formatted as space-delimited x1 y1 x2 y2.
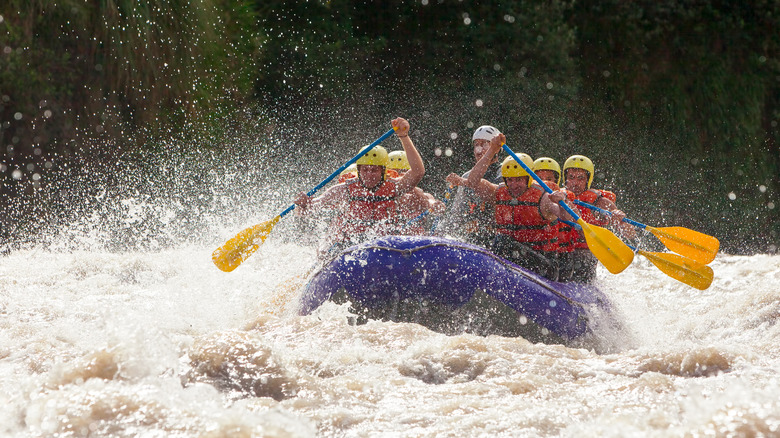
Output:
502 144 635 274
631 245 714 290
212 127 398 272
558 219 713 289
572 200 719 264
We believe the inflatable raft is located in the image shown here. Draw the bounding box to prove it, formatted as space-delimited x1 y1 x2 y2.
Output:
299 235 620 343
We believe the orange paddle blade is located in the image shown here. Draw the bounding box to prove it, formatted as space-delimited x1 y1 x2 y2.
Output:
578 218 635 274
647 226 720 265
638 249 714 290
212 216 280 272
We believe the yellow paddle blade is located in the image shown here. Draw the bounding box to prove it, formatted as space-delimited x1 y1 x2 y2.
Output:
647 226 720 265
212 216 281 272
577 218 635 274
638 250 714 290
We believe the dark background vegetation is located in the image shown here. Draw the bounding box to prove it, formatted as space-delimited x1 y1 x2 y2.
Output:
1 0 778 253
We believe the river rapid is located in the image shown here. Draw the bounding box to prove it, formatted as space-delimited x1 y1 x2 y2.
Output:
2 219 779 437
2 136 780 437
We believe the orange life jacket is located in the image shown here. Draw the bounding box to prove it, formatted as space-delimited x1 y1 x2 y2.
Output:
494 184 552 251
333 178 399 240
567 188 617 250
555 190 579 253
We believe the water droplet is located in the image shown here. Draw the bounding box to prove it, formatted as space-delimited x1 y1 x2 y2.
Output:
445 148 453 157
434 147 442 157
14 112 22 120
12 169 22 180
449 132 457 140
727 192 736 200
475 99 483 107
759 185 767 193
768 202 775 210
463 17 471 25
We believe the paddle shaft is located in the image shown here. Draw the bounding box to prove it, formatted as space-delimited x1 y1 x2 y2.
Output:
572 199 644 228
278 127 397 218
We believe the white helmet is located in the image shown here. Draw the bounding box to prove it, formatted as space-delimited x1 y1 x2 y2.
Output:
472 125 500 142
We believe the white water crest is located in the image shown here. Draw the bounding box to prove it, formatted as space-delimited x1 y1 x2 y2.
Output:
2 136 780 436
3 226 780 436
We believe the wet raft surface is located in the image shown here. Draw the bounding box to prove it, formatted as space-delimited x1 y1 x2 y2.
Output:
300 235 619 343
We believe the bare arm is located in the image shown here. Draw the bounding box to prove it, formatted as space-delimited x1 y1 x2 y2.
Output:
595 195 635 237
294 183 348 216
465 133 504 202
540 190 571 222
393 117 425 195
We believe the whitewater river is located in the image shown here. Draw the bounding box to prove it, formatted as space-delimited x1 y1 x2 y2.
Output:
2 218 779 437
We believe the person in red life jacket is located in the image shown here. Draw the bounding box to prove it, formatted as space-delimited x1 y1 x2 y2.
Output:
558 154 633 282
532 156 572 256
294 117 424 253
532 157 562 189
437 125 504 247
464 134 572 280
387 151 444 235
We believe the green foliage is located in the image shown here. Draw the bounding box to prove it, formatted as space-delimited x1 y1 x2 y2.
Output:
0 0 262 152
1 0 778 252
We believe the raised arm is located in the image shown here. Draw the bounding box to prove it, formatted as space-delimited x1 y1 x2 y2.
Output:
393 117 425 195
465 133 504 202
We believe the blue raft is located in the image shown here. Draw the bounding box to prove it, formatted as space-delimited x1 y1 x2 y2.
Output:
299 235 619 342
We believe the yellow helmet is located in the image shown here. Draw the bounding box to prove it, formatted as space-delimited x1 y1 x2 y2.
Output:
563 155 594 189
387 150 410 170
340 164 357 176
356 145 389 167
501 153 534 187
532 157 561 186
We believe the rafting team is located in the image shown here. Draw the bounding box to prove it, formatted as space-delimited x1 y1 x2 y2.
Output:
294 117 633 284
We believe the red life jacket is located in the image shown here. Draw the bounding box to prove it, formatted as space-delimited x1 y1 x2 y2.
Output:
567 188 617 250
555 190 579 253
494 184 552 251
333 178 399 239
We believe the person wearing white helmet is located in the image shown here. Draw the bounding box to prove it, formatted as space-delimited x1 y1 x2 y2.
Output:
437 125 505 247
294 117 425 254
462 133 572 280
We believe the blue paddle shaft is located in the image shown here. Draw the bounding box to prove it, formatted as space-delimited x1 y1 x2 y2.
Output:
501 144 582 222
279 127 397 218
572 199 645 229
